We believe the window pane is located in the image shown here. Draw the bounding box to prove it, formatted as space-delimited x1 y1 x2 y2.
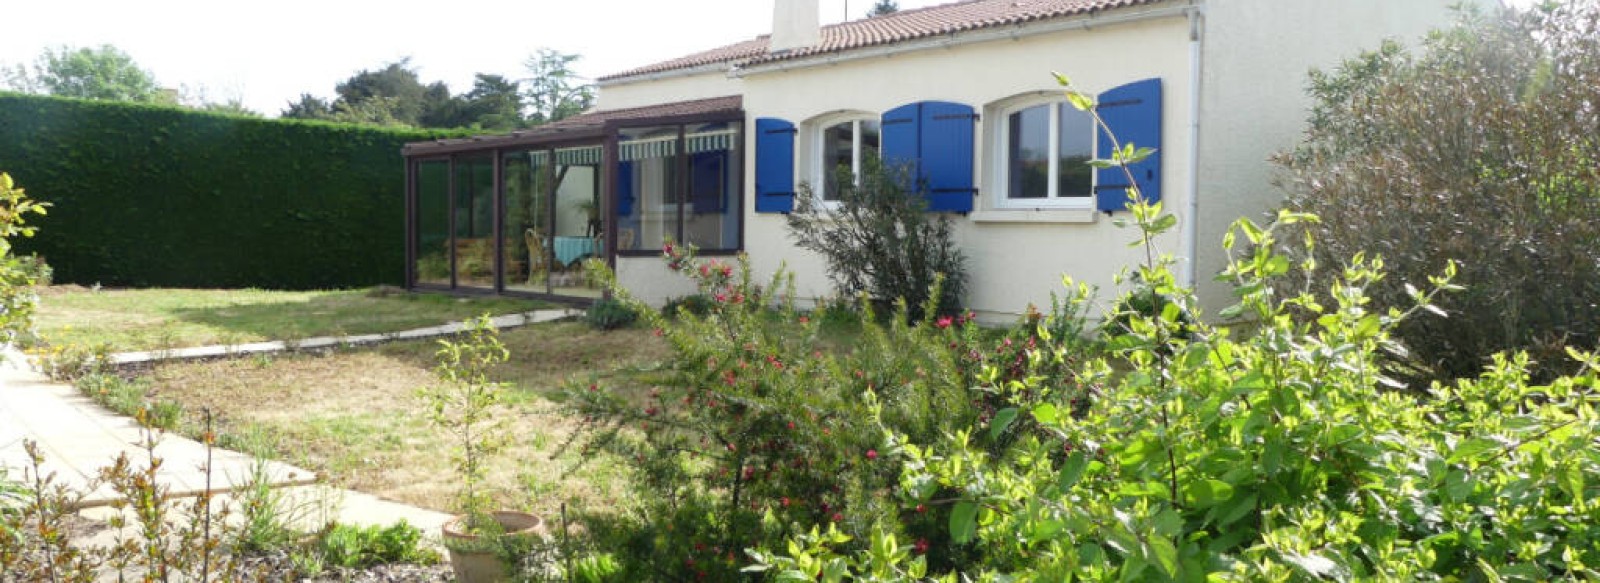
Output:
453 156 495 289
552 147 603 298
683 122 741 251
502 150 547 293
822 121 854 201
1058 105 1095 197
413 160 450 286
1007 105 1049 199
859 119 880 160
618 126 678 252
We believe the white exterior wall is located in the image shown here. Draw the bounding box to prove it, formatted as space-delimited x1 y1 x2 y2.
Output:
595 69 743 110
739 12 1195 323
1191 0 1483 313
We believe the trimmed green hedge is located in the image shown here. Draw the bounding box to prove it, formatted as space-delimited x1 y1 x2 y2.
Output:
0 93 467 289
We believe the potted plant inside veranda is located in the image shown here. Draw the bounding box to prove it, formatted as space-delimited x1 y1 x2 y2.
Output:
421 315 542 582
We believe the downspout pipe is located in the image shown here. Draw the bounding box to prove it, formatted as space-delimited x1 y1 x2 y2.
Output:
1181 4 1204 290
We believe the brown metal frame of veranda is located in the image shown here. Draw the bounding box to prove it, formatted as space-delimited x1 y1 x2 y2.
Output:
403 110 747 303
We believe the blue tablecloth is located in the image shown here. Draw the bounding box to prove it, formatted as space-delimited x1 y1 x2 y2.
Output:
553 236 597 266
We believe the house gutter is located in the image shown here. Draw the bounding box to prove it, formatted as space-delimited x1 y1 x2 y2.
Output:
730 2 1194 78
1182 3 1204 290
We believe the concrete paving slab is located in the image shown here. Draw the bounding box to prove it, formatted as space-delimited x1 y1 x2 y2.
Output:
0 356 316 509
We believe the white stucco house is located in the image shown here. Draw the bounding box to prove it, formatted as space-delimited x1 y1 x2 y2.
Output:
403 0 1479 322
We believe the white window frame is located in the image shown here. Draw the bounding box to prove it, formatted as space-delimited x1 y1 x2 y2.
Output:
806 112 880 209
991 96 1097 210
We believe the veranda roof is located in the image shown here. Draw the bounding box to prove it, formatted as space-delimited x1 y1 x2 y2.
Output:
401 95 743 157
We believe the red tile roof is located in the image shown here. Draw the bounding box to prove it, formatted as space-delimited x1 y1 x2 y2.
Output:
402 95 742 155
600 0 1161 82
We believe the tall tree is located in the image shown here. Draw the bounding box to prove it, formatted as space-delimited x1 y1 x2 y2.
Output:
868 0 899 16
522 48 593 125
459 74 525 130
281 93 334 120
334 58 431 125
13 45 166 102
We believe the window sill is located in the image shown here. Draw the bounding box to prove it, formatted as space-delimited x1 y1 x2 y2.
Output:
969 208 1098 224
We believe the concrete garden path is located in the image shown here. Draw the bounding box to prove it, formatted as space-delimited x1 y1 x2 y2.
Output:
1 308 578 540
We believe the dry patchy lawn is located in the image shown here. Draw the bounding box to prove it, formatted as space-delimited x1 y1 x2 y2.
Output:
140 321 669 520
34 285 550 351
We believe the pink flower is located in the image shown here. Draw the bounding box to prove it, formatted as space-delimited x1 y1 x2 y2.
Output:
936 316 954 329
866 449 878 461
914 538 930 554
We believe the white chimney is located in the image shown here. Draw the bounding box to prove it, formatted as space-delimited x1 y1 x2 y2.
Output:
770 0 821 53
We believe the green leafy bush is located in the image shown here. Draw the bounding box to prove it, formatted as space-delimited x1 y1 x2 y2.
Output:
1275 5 1600 384
659 293 714 319
0 172 48 348
315 521 439 569
787 157 968 319
0 94 467 289
13 254 50 286
583 297 639 330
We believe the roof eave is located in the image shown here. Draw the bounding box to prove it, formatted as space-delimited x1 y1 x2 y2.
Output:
733 1 1193 78
597 61 740 87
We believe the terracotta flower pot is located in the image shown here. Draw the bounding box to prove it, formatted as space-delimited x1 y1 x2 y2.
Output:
440 510 544 583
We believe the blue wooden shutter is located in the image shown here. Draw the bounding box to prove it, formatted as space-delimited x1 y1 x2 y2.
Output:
1095 78 1163 213
880 103 921 195
883 101 976 213
919 101 976 213
754 118 796 213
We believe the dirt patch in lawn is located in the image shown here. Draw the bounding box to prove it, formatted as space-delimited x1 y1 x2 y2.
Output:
140 321 669 520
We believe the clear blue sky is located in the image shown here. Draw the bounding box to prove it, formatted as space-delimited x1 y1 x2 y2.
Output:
1 0 946 116
3 0 1531 117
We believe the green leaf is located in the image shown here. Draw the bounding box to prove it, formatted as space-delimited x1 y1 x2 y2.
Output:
991 408 1019 440
1282 552 1342 579
1448 437 1500 464
1067 91 1096 112
1033 402 1060 425
1147 536 1180 579
1562 462 1585 505
1184 479 1236 509
1058 451 1088 491
1215 492 1256 527
950 501 979 544
1150 213 1178 234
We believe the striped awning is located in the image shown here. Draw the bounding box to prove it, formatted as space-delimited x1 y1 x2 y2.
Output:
688 129 738 154
529 146 603 167
619 135 677 161
620 129 738 161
